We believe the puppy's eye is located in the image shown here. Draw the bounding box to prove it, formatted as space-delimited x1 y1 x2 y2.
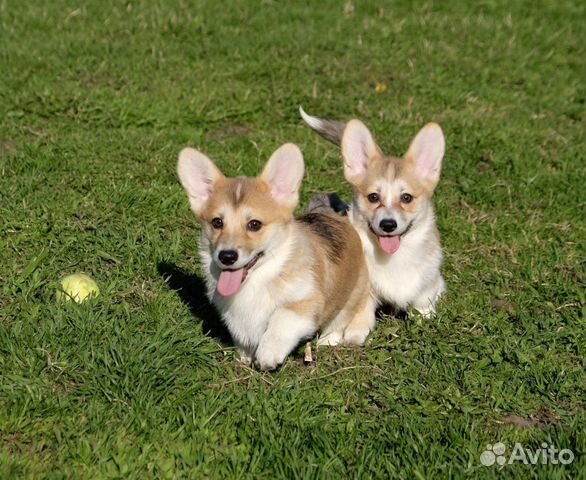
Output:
367 193 380 203
247 219 262 232
400 193 413 204
211 217 224 229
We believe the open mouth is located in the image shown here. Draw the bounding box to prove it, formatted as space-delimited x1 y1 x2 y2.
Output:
368 224 401 255
378 235 401 254
367 219 415 255
216 252 264 297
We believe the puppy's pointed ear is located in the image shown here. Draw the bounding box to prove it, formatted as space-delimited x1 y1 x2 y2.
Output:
405 123 445 190
177 148 224 215
341 120 379 184
260 143 304 209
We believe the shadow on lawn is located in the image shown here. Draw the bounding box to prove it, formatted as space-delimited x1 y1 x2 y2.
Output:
157 261 404 347
157 262 233 345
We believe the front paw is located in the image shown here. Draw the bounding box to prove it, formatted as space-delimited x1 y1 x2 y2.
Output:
237 350 253 366
343 326 370 345
254 346 288 371
414 306 434 319
317 331 343 346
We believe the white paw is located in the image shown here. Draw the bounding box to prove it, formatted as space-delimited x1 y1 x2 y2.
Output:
317 331 343 346
237 350 253 366
414 306 435 319
343 326 370 345
254 345 288 371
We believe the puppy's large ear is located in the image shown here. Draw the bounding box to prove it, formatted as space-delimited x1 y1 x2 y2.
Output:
341 120 379 185
260 143 304 209
177 148 224 215
405 123 445 191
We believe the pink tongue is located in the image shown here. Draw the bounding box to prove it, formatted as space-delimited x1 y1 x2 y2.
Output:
217 268 245 296
379 236 400 254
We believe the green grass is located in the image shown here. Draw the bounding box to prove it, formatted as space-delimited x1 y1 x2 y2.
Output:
1 0 584 478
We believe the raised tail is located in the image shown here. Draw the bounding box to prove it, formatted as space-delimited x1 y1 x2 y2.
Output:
299 106 346 147
306 192 350 216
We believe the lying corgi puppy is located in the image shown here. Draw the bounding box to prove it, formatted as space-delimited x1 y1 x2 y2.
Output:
300 108 446 317
177 143 374 370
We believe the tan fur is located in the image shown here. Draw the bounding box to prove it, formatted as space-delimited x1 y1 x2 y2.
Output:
200 177 293 259
300 109 446 316
352 154 434 217
201 180 370 329
286 214 369 329
179 144 374 369
235 184 365 344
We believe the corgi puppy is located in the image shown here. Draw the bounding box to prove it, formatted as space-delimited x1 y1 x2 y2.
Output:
177 143 374 370
300 108 446 317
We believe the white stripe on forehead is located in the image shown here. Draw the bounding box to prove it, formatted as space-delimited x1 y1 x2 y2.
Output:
375 178 407 222
215 205 241 250
216 204 259 229
369 159 396 205
217 205 237 222
379 178 408 206
234 180 243 204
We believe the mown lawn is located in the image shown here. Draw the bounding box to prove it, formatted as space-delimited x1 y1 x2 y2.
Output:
1 0 584 478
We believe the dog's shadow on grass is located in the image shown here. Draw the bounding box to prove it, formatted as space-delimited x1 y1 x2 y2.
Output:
157 261 406 347
157 262 233 345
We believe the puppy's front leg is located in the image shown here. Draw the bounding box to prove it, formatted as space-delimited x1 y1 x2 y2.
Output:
235 343 253 366
254 309 317 371
412 275 446 318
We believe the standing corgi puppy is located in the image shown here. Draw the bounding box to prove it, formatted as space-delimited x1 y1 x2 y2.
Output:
300 108 446 317
177 143 374 370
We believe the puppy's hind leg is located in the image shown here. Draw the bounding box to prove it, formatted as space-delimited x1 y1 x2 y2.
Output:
317 311 348 346
342 295 377 345
412 275 446 318
317 330 344 346
235 342 253 366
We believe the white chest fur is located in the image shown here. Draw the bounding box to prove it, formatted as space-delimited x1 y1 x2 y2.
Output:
199 231 315 353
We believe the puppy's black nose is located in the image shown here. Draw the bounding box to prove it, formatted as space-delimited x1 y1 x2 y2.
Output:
379 219 397 233
218 250 238 266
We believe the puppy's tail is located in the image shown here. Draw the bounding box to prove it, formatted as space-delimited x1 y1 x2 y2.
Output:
306 192 349 216
299 106 345 146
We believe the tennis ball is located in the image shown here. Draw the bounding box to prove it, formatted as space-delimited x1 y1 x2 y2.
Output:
57 273 100 303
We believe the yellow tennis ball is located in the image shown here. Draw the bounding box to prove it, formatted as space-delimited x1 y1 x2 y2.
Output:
57 273 100 303
375 82 388 93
